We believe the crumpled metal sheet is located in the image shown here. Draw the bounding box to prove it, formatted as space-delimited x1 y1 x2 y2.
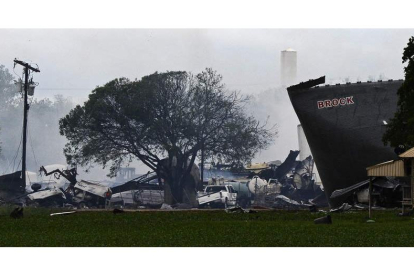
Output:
330 177 400 199
75 180 110 198
274 195 301 205
273 150 300 180
272 195 311 209
111 172 159 194
27 188 66 200
330 203 353 213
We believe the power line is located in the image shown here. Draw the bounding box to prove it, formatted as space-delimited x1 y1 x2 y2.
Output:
3 130 23 174
28 126 39 169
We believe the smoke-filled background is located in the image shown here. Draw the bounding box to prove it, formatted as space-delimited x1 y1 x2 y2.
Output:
1 29 413 181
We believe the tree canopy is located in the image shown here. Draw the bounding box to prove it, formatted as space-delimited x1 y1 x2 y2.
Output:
383 37 414 148
60 68 276 203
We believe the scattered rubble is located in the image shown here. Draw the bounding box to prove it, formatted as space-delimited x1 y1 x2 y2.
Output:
4 148 403 213
71 180 112 209
225 206 258 213
233 151 327 210
330 177 403 208
26 187 66 207
330 203 353 213
50 211 76 217
111 172 164 208
160 203 173 210
314 215 332 224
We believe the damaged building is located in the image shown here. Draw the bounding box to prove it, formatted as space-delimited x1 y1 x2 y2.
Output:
287 77 404 208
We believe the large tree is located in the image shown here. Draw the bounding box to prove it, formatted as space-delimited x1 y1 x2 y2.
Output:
383 37 414 148
59 68 276 205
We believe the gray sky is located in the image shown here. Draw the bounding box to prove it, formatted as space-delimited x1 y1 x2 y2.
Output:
1 29 412 100
1 29 413 175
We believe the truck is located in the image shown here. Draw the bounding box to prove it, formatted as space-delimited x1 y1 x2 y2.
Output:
71 180 112 208
197 185 237 208
26 187 67 207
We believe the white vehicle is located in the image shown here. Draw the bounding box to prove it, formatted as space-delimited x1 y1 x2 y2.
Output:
197 185 237 208
26 187 67 207
71 180 112 208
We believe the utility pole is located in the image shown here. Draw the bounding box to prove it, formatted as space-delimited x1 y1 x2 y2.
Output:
13 59 40 189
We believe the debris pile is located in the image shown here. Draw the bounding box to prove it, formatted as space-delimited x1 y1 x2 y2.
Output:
330 177 403 208
110 172 164 208
314 215 332 224
231 150 327 209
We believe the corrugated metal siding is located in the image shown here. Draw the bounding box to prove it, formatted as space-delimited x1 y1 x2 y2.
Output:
367 160 406 177
411 160 414 201
400 147 414 158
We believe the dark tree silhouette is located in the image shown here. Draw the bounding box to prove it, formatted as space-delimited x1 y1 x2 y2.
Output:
59 68 276 205
383 37 414 148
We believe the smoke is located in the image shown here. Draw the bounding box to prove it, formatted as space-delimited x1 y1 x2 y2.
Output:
0 92 123 183
246 86 300 163
1 61 302 185
1 29 411 178
0 94 73 173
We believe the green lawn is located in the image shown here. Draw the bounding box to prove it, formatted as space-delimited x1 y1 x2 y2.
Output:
0 207 413 247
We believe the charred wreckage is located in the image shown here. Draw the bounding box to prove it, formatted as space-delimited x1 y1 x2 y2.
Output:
0 58 408 211
1 147 403 211
0 149 326 210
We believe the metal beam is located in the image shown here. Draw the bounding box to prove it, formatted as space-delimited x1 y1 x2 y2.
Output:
14 59 40 73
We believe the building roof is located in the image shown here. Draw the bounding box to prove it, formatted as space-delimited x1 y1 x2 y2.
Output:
311 79 403 89
366 160 406 177
399 147 414 158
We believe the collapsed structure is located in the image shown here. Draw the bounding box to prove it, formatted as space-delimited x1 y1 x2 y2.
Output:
287 77 403 208
1 58 406 211
200 150 325 209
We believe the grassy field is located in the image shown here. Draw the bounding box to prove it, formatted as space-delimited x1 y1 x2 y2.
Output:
0 207 413 247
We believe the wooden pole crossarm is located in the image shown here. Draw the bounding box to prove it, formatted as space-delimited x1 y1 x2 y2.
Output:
14 59 40 72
